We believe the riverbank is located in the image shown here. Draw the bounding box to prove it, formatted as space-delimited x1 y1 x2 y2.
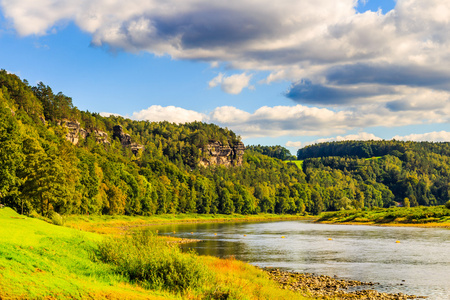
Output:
317 206 450 228
265 269 426 299
65 213 313 235
0 207 309 299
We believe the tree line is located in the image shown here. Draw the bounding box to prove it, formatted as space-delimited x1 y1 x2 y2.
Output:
1 70 449 218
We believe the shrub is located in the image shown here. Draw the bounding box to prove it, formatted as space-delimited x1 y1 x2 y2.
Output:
50 212 65 226
95 230 209 293
445 200 450 210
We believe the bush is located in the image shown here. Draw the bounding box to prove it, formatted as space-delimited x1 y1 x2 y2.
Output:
95 230 209 293
50 212 65 226
445 200 450 210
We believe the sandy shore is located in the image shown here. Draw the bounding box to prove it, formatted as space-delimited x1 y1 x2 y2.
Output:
264 268 427 299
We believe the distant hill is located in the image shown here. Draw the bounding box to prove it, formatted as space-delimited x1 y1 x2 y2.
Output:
298 140 450 206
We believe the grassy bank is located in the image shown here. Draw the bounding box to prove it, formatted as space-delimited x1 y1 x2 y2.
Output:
65 213 311 235
318 206 450 227
0 207 309 299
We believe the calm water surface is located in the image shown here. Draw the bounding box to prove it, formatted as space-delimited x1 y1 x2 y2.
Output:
155 221 450 299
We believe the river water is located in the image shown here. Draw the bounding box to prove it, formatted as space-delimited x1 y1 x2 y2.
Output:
155 220 450 299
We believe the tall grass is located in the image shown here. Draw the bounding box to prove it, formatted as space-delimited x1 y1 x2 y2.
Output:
95 230 210 294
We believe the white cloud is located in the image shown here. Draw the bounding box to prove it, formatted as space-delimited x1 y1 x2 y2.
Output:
302 132 382 147
209 73 252 94
3 0 450 130
392 131 450 142
131 105 206 123
99 112 122 117
286 141 302 148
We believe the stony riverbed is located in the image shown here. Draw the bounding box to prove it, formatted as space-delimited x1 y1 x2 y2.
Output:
264 268 427 299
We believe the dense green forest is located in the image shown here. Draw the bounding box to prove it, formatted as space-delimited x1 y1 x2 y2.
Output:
246 145 296 161
298 141 450 207
0 70 449 218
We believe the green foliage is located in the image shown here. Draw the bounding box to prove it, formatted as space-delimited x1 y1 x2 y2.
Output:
1 69 450 219
0 207 307 300
445 200 450 210
247 144 296 160
95 230 209 293
318 206 450 224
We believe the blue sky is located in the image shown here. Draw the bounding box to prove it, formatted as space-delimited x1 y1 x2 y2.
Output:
1 0 449 155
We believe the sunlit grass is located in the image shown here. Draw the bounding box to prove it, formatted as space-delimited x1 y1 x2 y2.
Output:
286 160 303 169
0 207 312 299
318 206 450 227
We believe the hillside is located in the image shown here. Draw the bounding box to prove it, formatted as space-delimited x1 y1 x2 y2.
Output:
0 70 312 216
1 69 449 219
298 140 450 207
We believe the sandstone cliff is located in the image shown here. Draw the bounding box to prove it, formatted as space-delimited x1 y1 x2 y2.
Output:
112 125 145 155
63 121 88 145
63 121 109 146
199 141 245 167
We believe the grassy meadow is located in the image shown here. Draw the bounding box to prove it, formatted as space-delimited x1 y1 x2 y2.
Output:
318 206 450 227
285 160 303 169
0 207 310 299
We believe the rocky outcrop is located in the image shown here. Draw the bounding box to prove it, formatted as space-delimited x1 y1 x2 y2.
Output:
89 129 110 145
112 125 144 155
63 121 109 146
199 141 245 167
64 121 88 145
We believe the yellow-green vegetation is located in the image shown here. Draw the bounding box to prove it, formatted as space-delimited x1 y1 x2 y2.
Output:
286 160 303 169
318 206 450 227
364 156 382 161
65 213 310 235
0 207 309 299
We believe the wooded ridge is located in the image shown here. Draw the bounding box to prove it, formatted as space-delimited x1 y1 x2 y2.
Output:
1 69 449 219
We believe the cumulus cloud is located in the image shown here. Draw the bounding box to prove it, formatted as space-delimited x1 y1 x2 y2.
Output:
3 0 450 129
99 112 123 118
131 105 206 123
302 132 382 147
107 104 450 146
209 103 450 138
209 73 252 94
392 131 450 142
285 79 397 105
285 141 302 148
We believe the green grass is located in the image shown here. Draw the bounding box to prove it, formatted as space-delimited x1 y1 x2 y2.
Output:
0 207 174 299
0 207 311 299
318 206 450 226
286 160 303 169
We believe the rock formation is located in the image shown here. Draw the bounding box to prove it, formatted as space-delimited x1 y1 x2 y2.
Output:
199 141 245 167
64 121 88 145
63 121 109 146
89 129 110 145
112 125 145 155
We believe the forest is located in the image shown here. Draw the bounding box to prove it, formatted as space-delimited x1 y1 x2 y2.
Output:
0 69 449 218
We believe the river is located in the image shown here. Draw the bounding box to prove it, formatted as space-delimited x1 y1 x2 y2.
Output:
155 220 450 299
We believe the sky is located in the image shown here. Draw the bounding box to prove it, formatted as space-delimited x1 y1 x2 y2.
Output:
1 0 449 155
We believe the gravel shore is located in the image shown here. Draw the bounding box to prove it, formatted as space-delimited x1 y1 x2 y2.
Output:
264 268 427 299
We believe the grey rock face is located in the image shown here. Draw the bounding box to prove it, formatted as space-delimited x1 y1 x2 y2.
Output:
199 141 245 167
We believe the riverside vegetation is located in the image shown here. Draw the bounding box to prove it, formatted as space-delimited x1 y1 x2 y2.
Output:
318 205 450 226
0 207 308 299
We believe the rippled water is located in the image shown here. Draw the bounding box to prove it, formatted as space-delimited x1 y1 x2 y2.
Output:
155 220 450 299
